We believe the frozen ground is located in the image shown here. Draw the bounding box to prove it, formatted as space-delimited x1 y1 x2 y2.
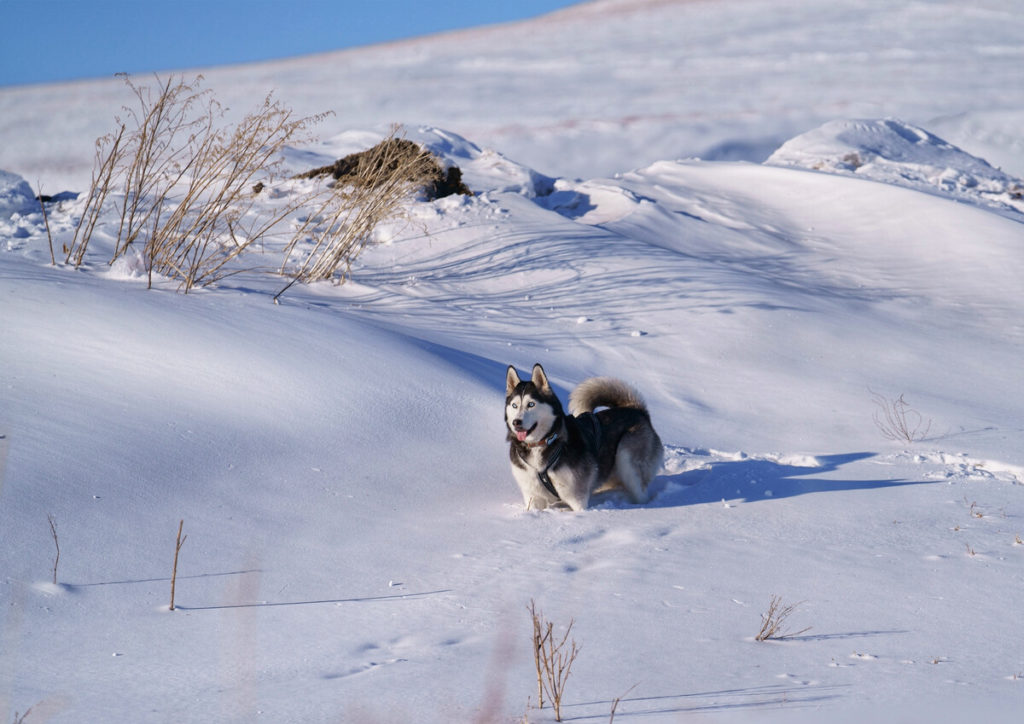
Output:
2 1 1023 722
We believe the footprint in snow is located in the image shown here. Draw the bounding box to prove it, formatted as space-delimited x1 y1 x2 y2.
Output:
323 658 406 680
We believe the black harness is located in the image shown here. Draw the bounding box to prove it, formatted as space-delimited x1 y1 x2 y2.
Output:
537 435 564 498
535 413 601 500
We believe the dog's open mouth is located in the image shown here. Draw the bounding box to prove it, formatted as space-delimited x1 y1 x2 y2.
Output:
515 424 536 442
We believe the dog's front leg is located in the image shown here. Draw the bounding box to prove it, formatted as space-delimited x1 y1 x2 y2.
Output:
512 465 553 510
549 470 591 512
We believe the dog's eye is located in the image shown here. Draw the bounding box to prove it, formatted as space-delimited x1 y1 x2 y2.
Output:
527 401 536 408
510 402 518 409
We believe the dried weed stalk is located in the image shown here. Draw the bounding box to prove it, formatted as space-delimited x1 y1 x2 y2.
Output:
871 390 931 444
37 185 55 265
68 74 328 291
609 684 638 724
755 594 811 641
47 513 60 584
169 519 187 611
528 599 580 722
67 123 126 267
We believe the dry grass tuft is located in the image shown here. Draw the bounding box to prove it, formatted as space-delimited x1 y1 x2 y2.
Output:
755 594 811 641
870 390 931 444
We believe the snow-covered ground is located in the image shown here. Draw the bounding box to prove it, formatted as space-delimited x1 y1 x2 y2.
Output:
2 1 1024 722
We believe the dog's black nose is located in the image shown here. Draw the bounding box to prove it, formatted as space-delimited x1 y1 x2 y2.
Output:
512 419 522 428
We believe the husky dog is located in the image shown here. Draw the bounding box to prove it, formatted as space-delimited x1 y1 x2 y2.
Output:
505 363 663 511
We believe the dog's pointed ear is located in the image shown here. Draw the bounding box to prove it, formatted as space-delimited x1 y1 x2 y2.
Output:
506 365 521 395
531 363 551 393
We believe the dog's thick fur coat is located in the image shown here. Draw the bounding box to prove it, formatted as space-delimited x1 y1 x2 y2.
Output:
505 364 663 510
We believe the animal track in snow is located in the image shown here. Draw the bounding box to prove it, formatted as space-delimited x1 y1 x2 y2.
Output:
882 451 1022 485
323 658 406 680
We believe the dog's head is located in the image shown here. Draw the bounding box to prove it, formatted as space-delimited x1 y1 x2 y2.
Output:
505 363 563 445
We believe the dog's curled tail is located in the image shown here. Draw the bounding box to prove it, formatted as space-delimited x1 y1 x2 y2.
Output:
569 376 648 415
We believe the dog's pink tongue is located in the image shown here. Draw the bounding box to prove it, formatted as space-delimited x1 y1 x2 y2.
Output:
517 430 529 442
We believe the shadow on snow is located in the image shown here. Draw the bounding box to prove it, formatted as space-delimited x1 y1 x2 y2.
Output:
594 451 939 509
562 682 846 720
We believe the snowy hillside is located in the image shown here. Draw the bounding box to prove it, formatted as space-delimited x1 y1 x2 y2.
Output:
3 1 1024 723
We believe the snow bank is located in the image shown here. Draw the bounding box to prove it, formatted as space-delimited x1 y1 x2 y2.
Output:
0 169 35 217
0 170 41 254
766 118 1024 215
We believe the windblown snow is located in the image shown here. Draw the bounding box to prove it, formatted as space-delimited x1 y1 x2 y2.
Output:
2 1 1023 723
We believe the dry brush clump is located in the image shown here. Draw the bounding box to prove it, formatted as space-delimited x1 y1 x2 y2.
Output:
65 75 468 297
66 74 328 290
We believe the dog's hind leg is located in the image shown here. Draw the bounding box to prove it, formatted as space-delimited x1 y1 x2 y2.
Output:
614 449 651 504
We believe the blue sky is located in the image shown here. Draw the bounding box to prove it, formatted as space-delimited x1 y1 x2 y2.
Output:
0 0 583 87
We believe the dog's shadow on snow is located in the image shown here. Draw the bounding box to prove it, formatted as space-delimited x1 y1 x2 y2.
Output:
596 451 933 509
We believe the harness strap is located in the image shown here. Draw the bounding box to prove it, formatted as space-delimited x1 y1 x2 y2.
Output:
534 414 601 500
537 443 563 499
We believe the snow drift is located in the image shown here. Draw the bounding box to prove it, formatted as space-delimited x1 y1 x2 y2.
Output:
3 1 1024 722
766 118 1024 216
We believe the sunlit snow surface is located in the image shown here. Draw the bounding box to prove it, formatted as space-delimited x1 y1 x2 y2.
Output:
2 1 1024 722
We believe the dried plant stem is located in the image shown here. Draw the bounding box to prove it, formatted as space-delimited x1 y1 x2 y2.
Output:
37 185 55 265
47 514 60 584
528 599 580 722
870 389 931 443
68 123 126 266
609 684 638 724
529 599 547 709
169 519 187 611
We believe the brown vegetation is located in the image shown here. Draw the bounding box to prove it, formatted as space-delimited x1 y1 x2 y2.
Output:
295 137 471 200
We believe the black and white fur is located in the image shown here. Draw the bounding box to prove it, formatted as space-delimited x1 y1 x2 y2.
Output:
505 363 663 511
